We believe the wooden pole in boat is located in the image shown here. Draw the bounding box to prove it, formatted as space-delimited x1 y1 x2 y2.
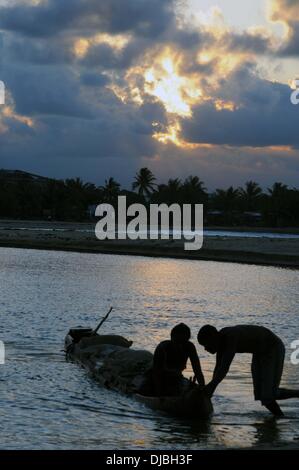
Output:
92 307 113 335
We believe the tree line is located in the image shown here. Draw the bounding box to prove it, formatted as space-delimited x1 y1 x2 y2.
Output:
0 168 298 227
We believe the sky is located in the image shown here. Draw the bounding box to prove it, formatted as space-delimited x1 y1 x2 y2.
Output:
0 0 298 190
188 0 268 29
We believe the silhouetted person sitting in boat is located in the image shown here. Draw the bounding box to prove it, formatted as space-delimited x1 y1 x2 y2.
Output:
197 324 299 417
152 323 205 396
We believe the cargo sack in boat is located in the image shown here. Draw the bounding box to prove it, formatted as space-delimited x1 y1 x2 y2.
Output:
79 334 133 349
97 349 154 393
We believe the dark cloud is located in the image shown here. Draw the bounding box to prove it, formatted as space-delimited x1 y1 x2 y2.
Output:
0 32 3 57
272 0 299 56
177 29 273 76
78 28 211 72
80 37 155 70
2 64 93 118
80 71 110 87
80 43 122 69
225 31 272 54
165 27 211 50
279 22 299 56
0 0 175 38
136 101 168 129
5 34 74 65
0 0 298 189
181 65 299 148
0 70 165 164
0 104 160 162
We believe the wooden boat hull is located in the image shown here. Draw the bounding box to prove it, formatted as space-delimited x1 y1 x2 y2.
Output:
65 330 213 420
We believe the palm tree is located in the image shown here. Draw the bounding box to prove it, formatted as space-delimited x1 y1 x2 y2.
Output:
65 177 92 192
64 177 99 219
164 178 183 204
152 178 182 205
182 176 207 203
268 182 289 198
167 178 182 194
266 182 291 226
213 186 241 212
239 181 263 211
100 177 121 204
132 168 156 198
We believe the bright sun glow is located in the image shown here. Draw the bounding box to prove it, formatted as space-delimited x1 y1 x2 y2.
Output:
143 49 241 146
144 50 202 117
107 44 243 148
153 120 211 149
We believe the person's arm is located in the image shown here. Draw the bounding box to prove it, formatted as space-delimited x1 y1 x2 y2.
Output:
205 348 235 397
189 343 205 387
212 351 223 380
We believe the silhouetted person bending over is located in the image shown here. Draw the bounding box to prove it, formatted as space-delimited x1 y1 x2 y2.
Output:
197 324 299 416
153 323 205 396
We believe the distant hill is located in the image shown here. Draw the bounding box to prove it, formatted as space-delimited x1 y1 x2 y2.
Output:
0 169 53 184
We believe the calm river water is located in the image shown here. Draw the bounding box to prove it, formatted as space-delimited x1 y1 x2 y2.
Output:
1 247 299 449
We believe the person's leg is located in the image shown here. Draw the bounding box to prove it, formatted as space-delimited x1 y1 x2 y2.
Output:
263 401 284 417
259 344 285 415
271 342 299 400
251 354 283 416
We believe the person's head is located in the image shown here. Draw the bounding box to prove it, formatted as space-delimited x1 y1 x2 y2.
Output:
170 323 191 345
197 325 219 354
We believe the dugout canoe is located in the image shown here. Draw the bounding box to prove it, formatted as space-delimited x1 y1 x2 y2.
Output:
64 327 213 420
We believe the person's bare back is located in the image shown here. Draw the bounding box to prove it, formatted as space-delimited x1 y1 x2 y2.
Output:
218 325 281 354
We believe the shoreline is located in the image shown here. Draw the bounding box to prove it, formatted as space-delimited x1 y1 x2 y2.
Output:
1 218 299 234
0 220 299 268
1 240 299 268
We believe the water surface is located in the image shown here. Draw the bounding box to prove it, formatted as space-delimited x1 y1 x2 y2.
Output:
1 247 299 449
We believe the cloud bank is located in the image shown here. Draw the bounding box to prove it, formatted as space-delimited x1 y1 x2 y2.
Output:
0 0 298 188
